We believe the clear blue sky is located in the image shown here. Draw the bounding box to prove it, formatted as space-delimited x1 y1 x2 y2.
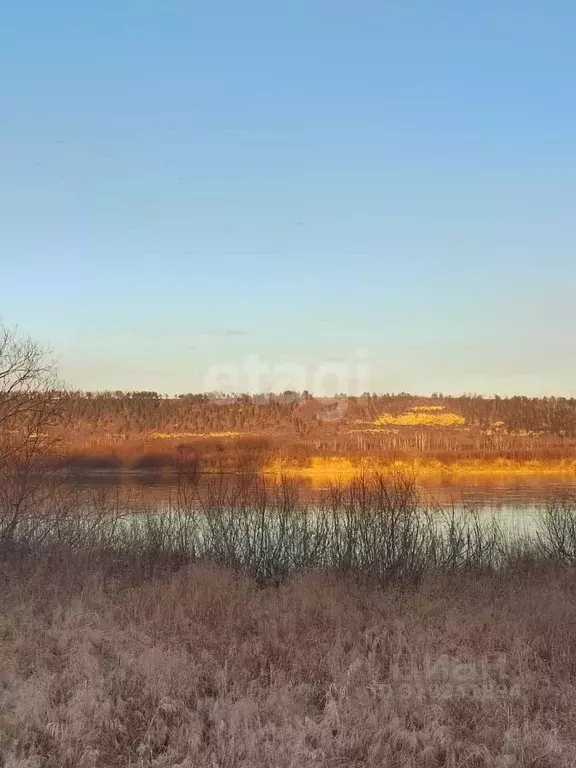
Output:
1 1 575 395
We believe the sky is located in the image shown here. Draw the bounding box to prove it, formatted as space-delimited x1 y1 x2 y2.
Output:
1 1 575 396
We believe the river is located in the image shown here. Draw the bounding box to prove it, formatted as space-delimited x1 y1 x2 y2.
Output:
68 470 576 523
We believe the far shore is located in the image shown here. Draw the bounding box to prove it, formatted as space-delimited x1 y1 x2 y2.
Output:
55 449 576 483
263 456 576 483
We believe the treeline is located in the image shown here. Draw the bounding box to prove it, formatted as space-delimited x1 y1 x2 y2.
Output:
63 391 576 438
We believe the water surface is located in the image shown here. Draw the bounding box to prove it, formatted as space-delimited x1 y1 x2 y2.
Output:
70 470 576 519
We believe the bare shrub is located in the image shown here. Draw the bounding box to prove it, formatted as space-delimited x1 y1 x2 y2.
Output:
537 492 576 563
0 324 64 549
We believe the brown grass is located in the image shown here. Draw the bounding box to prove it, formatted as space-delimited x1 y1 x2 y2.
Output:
2 564 576 767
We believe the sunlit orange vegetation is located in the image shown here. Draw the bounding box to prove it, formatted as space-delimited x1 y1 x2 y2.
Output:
372 410 466 428
410 404 446 411
265 455 576 484
152 431 247 439
351 404 467 429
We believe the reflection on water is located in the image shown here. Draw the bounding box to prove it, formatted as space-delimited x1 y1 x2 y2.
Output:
68 470 576 521
418 475 576 508
415 476 576 535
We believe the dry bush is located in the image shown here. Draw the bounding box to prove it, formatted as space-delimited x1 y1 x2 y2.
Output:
1 564 576 767
0 324 64 549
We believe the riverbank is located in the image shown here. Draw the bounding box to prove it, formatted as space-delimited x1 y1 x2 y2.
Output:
54 441 576 480
2 475 576 765
264 456 576 483
2 563 576 767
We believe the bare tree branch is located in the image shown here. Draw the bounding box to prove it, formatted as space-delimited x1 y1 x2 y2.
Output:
0 325 67 541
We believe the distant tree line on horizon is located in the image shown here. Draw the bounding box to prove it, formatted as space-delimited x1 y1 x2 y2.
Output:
3 321 571 468
62 391 576 440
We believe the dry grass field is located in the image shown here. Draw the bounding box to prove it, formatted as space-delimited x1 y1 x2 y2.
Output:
2 562 576 767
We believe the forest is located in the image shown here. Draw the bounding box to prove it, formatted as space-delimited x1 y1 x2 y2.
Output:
55 391 576 470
